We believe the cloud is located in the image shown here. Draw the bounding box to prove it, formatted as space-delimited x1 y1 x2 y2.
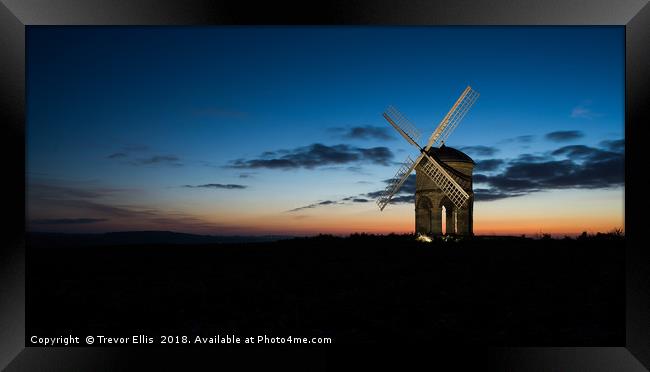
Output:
475 159 505 172
28 182 232 233
498 135 535 144
36 198 159 219
388 194 414 204
277 136 626 210
345 166 372 175
107 144 150 160
364 174 416 204
31 218 108 225
600 139 624 153
570 106 592 118
331 126 394 141
290 138 623 208
228 143 394 169
130 155 183 167
183 183 247 189
545 130 584 142
514 135 535 143
459 145 499 157
552 145 622 163
29 183 160 225
287 200 341 212
473 188 525 202
515 154 549 163
473 140 623 201
570 102 601 119
551 145 598 158
106 144 183 167
28 183 129 200
286 173 414 212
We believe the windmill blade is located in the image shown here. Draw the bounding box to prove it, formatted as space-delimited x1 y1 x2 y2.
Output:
377 154 424 211
419 153 470 209
434 153 473 190
383 105 422 149
424 86 480 151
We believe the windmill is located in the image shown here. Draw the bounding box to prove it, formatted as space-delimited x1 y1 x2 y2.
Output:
377 85 480 235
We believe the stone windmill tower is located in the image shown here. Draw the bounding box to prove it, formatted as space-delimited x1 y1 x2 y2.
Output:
415 145 474 235
376 86 479 236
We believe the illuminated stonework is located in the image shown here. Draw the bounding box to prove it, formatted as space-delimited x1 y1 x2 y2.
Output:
415 145 474 236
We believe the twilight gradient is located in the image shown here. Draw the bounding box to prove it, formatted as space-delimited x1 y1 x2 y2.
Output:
27 26 624 236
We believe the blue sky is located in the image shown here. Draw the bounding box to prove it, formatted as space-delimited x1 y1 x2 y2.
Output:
26 26 624 235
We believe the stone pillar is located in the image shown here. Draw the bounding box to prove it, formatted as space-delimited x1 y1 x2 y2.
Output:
430 206 442 235
467 200 473 235
415 207 430 234
456 206 472 236
446 207 456 235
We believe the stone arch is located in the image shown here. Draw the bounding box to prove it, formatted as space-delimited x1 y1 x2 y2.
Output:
439 196 456 235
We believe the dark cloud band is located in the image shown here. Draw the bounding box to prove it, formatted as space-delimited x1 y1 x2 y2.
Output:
336 126 394 140
228 143 393 170
545 130 584 142
31 218 108 225
183 183 247 189
474 141 623 201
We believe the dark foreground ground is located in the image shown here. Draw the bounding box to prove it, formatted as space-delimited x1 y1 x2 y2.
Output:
27 233 625 345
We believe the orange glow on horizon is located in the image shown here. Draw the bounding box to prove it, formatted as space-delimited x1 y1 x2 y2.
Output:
30 188 623 237
201 188 625 237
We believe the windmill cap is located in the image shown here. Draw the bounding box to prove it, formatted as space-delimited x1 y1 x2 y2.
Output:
426 144 475 164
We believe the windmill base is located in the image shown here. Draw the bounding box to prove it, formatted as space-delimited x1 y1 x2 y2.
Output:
415 192 473 236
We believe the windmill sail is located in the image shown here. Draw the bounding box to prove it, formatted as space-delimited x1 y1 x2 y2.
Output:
419 153 470 209
383 105 422 148
424 86 480 151
431 152 473 190
377 85 478 213
377 154 423 211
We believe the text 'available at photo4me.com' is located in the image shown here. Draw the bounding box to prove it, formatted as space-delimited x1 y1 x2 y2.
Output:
30 334 333 346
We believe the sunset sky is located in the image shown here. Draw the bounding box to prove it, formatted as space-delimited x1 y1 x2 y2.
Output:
27 26 624 236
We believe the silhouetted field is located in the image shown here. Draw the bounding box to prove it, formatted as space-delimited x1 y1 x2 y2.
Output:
27 233 625 345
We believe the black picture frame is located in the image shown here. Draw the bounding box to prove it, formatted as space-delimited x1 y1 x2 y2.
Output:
1 1 648 370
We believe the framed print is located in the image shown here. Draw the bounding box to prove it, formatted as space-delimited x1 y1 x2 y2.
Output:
1 0 649 370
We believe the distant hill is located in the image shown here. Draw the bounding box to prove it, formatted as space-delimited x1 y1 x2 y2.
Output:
27 231 294 248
